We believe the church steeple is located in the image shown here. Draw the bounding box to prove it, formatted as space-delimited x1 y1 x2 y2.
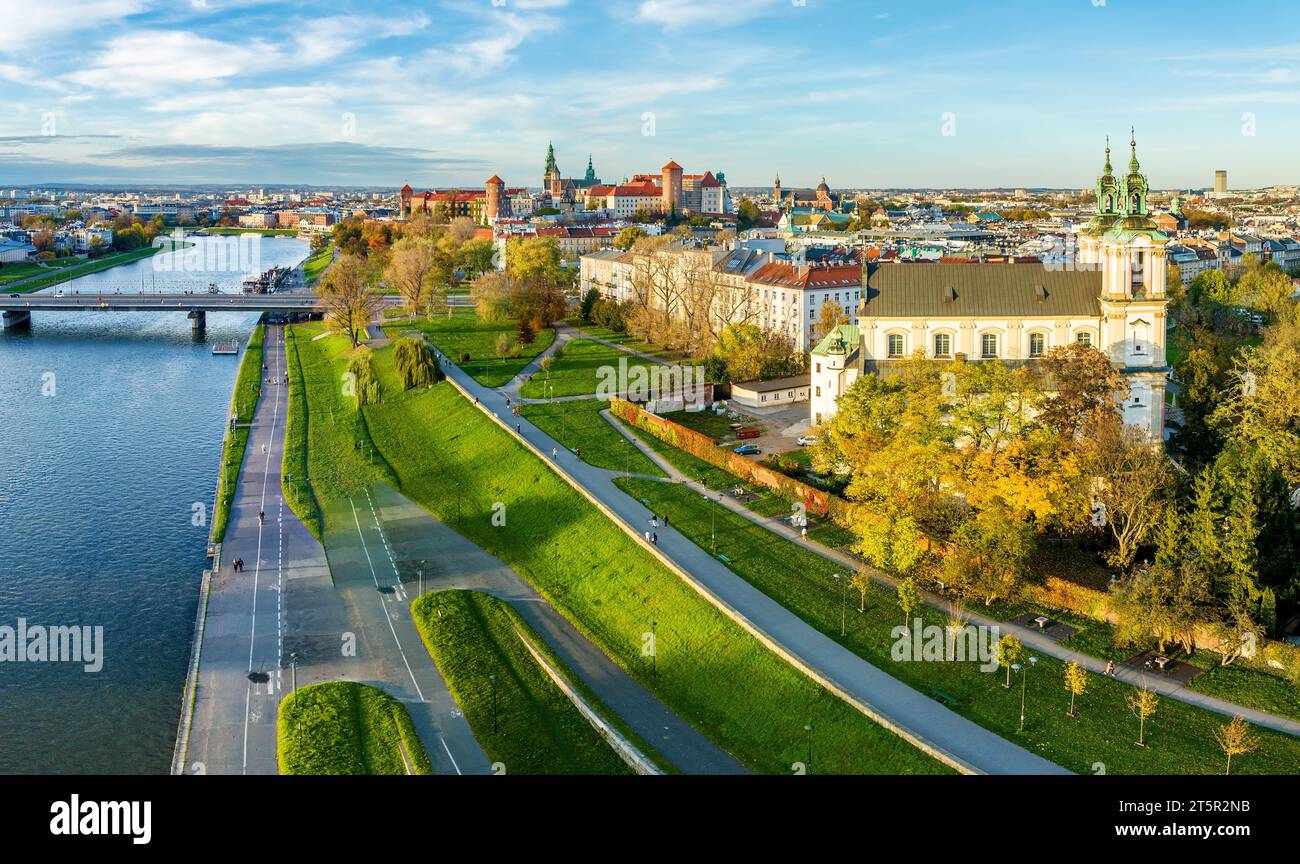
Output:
1122 128 1148 216
544 142 558 175
584 154 596 182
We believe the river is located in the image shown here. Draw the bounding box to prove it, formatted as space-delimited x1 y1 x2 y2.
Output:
0 235 310 773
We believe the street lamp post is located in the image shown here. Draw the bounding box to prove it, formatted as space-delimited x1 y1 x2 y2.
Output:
834 572 847 637
651 620 658 677
804 722 814 775
490 673 498 733
1016 656 1038 733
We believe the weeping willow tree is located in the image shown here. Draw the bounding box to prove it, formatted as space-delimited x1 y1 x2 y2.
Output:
347 346 381 408
394 336 441 390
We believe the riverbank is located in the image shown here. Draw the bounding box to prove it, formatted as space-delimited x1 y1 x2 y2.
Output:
1 239 191 294
211 321 266 545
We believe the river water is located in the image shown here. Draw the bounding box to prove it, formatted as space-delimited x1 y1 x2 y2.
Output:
0 235 310 773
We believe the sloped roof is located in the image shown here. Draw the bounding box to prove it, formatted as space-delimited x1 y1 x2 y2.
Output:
811 324 861 357
859 263 1102 318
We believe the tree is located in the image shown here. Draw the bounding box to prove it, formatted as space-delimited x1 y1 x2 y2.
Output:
713 322 803 382
319 254 380 349
1127 686 1159 747
940 507 1034 606
1036 343 1126 439
850 566 872 613
1082 417 1172 571
394 337 441 390
458 237 497 280
384 234 444 316
613 226 645 250
579 287 600 323
1190 269 1233 306
1214 715 1259 775
997 634 1024 689
896 576 919 628
1064 661 1088 717
812 298 849 342
472 271 512 322
495 332 511 359
346 346 380 407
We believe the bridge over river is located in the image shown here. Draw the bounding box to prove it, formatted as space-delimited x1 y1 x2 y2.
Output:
0 291 473 332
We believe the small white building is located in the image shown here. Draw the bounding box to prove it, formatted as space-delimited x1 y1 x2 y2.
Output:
730 374 812 410
0 236 36 262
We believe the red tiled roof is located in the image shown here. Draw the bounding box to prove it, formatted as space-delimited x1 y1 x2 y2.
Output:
662 160 682 171
486 175 505 185
749 263 862 290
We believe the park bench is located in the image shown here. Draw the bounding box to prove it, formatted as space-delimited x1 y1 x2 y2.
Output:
930 689 958 706
717 553 732 564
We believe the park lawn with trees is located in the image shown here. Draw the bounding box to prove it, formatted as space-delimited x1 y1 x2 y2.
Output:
517 399 665 477
212 322 265 543
411 590 632 774
277 681 432 775
285 329 947 774
518 338 657 399
613 476 1300 775
384 312 554 389
566 319 690 363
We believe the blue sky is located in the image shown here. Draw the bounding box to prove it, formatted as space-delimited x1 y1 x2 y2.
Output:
1 0 1298 189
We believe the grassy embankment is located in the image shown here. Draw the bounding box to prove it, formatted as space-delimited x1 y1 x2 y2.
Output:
211 321 265 543
412 590 633 774
518 338 656 399
384 312 555 388
302 242 335 287
277 681 432 775
518 399 664 477
611 473 1300 775
287 323 948 774
565 319 691 363
1 240 189 294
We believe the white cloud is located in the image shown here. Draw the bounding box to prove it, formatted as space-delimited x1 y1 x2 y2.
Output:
634 0 780 31
68 30 277 93
0 0 151 51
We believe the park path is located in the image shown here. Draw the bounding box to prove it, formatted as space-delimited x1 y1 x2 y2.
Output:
434 348 1069 775
184 324 491 776
601 409 1300 739
354 483 746 775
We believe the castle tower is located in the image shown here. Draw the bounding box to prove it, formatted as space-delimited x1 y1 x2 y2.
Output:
399 183 414 218
662 160 683 214
484 175 505 225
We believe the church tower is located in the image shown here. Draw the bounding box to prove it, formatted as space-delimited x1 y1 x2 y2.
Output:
774 173 782 205
544 142 562 197
1094 131 1170 439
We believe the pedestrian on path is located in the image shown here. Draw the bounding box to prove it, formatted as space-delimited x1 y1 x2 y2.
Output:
258 511 265 525
516 423 521 433
1105 660 1115 677
801 526 807 541
552 447 558 459
652 533 658 546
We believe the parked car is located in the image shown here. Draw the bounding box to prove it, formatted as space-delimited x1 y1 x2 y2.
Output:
797 435 818 446
733 443 761 456
735 426 761 440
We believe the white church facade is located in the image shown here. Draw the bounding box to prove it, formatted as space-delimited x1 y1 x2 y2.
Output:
811 135 1169 439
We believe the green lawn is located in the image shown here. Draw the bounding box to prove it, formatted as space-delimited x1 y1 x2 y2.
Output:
283 323 397 539
518 399 665 477
612 476 1300 775
412 590 632 774
302 242 334 287
212 321 265 544
518 338 657 399
566 320 692 363
286 326 947 774
384 312 555 388
277 681 433 775
659 408 752 442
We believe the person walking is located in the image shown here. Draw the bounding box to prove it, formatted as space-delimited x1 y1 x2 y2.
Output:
1104 660 1115 677
258 511 265 526
652 533 658 546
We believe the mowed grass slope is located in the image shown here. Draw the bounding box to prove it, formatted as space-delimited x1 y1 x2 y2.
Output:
384 312 555 388
278 681 432 775
333 342 946 775
212 321 264 543
613 476 1300 776
412 590 631 774
518 399 665 477
518 338 656 399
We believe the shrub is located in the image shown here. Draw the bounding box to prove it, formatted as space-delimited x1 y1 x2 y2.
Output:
394 336 441 390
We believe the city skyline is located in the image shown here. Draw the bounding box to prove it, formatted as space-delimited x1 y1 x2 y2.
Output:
2 0 1300 188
